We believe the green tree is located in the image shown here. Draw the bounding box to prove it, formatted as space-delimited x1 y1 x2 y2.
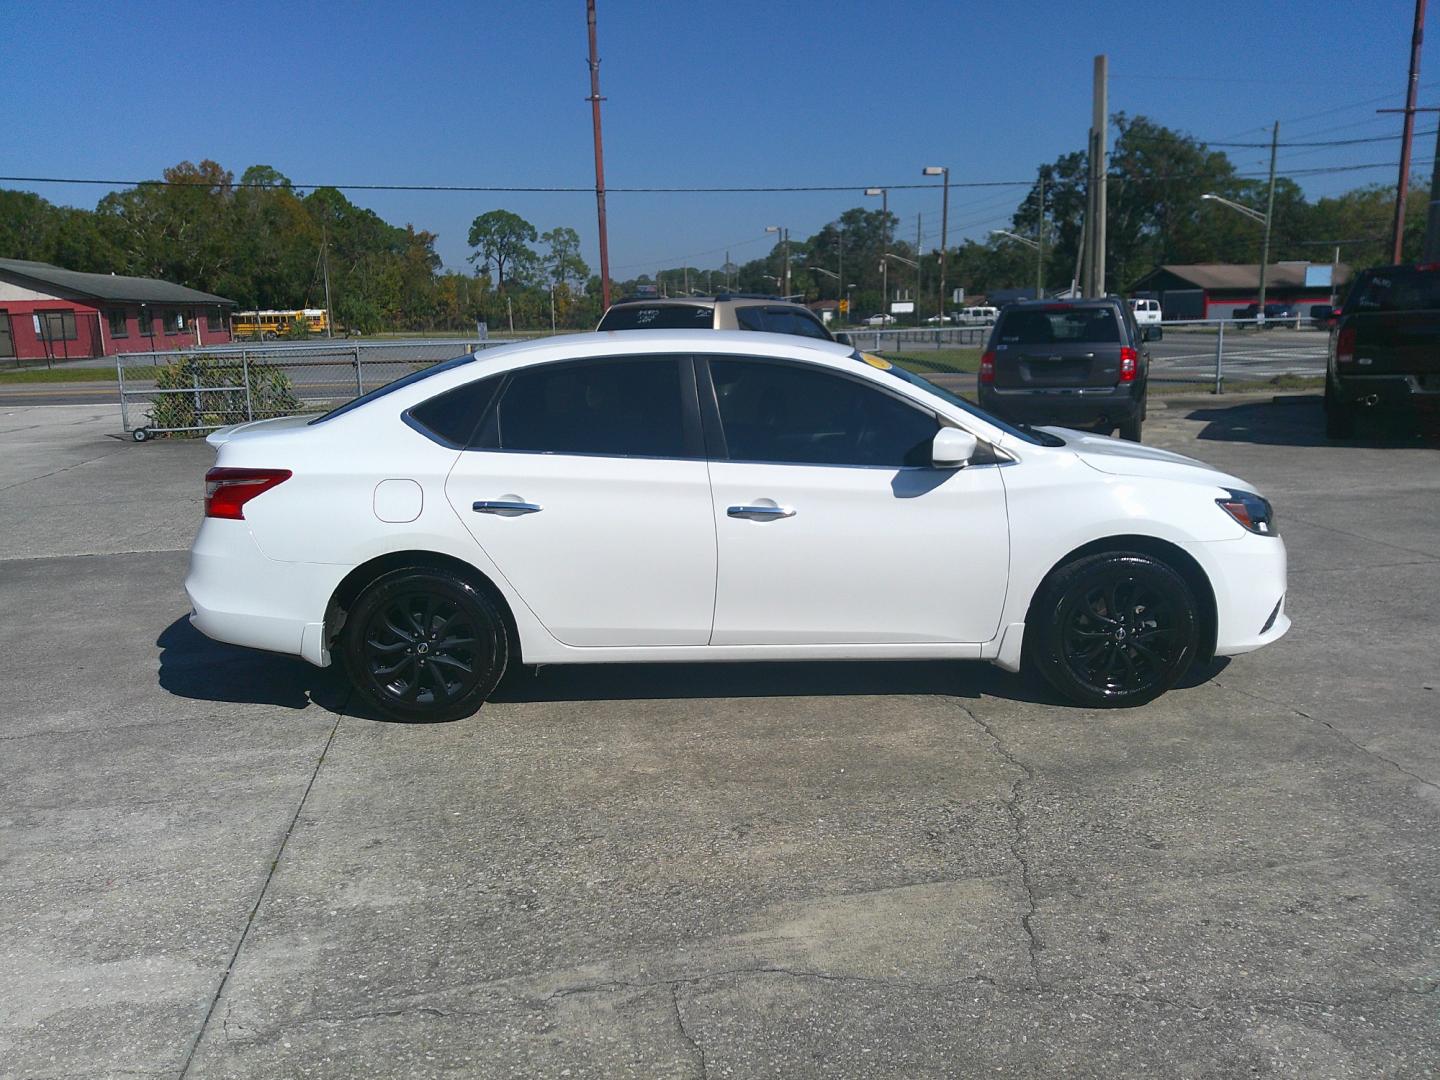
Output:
467 209 537 287
540 226 590 288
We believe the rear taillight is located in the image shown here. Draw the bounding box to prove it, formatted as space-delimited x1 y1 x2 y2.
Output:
1118 346 1138 382
204 467 292 520
979 350 996 384
1336 325 1357 365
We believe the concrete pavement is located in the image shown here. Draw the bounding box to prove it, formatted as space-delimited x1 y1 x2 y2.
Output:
1 401 1437 1078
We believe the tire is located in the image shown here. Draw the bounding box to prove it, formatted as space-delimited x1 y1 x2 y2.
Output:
1324 380 1355 439
131 427 149 443
341 567 509 723
1118 416 1143 442
1025 552 1200 708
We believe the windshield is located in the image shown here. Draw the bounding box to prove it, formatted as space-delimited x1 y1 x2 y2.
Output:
860 353 1063 446
1347 269 1440 313
996 306 1120 345
308 352 479 425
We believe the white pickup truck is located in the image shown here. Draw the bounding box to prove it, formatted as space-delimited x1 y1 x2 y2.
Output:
1129 297 1163 341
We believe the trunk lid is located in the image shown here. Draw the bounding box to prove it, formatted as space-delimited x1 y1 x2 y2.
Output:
206 414 314 447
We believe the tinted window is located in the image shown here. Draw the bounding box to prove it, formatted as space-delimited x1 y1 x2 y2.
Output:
599 304 714 330
1349 269 1440 312
406 376 502 447
735 306 832 340
478 357 686 458
996 307 1120 345
709 359 937 468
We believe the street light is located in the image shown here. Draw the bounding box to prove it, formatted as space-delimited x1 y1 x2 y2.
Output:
883 251 920 325
1201 193 1274 319
765 225 790 297
991 229 1046 300
923 166 950 321
865 187 889 319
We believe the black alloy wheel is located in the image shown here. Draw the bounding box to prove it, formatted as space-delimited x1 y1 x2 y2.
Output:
1026 552 1199 708
342 567 508 722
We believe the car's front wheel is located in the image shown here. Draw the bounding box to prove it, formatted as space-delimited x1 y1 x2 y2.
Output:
1026 552 1199 708
341 567 509 722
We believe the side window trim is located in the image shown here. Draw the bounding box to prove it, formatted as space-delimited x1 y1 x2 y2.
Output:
694 354 944 470
462 354 703 461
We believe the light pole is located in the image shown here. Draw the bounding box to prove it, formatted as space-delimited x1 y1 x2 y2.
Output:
990 229 1044 300
865 187 889 318
923 166 950 319
1201 193 1273 320
765 225 790 297
810 266 855 323
883 251 919 324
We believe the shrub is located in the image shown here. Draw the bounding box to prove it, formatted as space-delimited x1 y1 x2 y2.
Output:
146 354 303 436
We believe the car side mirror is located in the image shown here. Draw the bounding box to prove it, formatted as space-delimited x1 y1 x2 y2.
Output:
834 332 852 346
932 427 978 468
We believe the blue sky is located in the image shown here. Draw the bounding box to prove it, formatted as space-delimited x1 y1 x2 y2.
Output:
2 0 1434 275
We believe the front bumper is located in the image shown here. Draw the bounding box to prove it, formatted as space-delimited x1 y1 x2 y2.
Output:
1181 532 1290 657
185 520 347 667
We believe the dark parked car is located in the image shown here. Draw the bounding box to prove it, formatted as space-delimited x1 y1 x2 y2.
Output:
1233 302 1294 322
978 298 1149 442
1326 263 1440 438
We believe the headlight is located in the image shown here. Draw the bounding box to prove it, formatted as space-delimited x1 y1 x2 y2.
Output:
1216 488 1278 536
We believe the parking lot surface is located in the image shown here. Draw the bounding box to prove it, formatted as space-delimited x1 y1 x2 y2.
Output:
1 400 1437 1078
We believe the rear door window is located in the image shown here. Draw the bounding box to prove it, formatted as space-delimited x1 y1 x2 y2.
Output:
735 306 832 340
475 356 689 458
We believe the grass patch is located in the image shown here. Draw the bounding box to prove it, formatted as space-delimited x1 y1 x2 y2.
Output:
877 348 981 376
0 365 158 383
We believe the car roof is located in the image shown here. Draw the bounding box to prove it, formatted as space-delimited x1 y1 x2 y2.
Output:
606 294 802 309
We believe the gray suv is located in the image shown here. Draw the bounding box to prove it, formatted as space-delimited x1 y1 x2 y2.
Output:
598 295 840 342
978 298 1150 442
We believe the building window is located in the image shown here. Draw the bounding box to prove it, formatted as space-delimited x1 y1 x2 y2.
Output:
36 310 78 341
107 309 129 338
136 308 152 335
206 307 226 332
165 310 185 334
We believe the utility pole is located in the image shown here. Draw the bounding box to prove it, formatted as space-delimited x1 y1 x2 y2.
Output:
1089 54 1108 297
586 0 612 308
1258 121 1279 320
321 222 334 338
915 214 923 324
1378 0 1428 264
866 187 889 314
1426 122 1440 261
1036 172 1045 298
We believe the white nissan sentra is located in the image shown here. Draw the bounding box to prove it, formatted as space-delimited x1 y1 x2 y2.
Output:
186 331 1288 722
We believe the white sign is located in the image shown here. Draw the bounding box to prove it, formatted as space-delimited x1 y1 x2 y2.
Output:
952 287 965 303
1304 265 1333 288
890 301 915 314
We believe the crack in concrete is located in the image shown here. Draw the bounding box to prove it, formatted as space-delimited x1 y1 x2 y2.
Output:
1215 679 1440 795
175 696 349 1079
954 701 1045 988
0 445 133 494
1281 512 1440 563
670 984 707 1080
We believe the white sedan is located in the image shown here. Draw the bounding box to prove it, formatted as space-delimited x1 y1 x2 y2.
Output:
186 331 1288 722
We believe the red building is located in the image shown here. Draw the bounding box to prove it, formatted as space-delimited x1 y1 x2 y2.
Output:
0 258 235 364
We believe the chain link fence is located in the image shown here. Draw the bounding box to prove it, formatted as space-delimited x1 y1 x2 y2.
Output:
1146 320 1330 392
116 339 519 440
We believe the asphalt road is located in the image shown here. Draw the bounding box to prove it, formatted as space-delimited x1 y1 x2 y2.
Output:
2 401 1438 1078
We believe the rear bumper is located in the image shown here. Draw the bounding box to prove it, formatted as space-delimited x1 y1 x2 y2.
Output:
1333 372 1440 411
979 385 1143 427
185 520 347 667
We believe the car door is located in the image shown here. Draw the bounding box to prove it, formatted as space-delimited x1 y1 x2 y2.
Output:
443 355 717 647
700 356 1010 646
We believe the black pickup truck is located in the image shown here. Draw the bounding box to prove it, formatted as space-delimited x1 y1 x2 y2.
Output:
1326 264 1440 438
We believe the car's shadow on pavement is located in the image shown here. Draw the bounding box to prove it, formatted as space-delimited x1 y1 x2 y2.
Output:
1187 397 1439 448
158 616 1232 720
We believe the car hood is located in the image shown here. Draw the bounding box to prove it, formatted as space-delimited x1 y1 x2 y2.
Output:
1045 427 1251 490
206 414 314 446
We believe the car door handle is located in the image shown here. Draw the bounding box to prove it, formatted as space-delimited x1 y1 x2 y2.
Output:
727 504 796 520
473 500 542 515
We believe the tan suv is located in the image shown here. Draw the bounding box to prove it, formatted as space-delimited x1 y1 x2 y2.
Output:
597 295 842 342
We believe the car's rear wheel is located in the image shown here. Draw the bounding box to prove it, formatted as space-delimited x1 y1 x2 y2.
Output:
342 567 508 722
1026 552 1199 708
1117 416 1143 442
1324 379 1355 439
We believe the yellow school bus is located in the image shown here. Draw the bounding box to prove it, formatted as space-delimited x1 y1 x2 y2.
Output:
231 309 330 339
